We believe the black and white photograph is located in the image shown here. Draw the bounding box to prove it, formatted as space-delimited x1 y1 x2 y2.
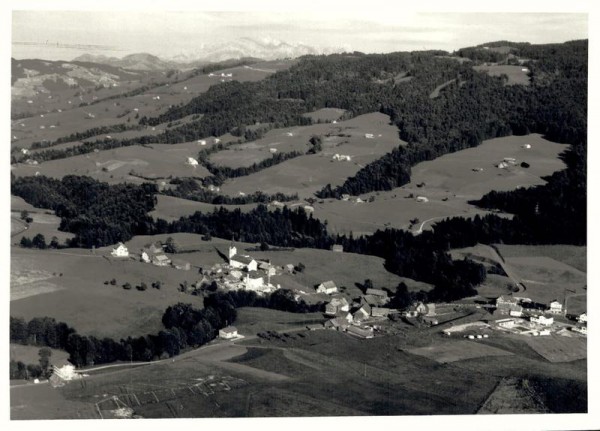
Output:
4 1 598 429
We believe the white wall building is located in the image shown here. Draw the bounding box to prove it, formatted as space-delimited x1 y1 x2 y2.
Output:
111 243 129 258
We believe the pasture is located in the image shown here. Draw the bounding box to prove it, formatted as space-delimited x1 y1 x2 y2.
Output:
312 133 566 235
12 143 214 185
233 308 325 336
473 65 531 86
496 244 587 273
10 246 205 339
523 335 587 363
218 112 404 198
407 339 513 364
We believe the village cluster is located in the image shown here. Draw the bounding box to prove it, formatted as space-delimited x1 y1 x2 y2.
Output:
109 241 586 343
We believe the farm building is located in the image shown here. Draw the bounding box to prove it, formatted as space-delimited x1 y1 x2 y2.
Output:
496 318 516 329
572 325 587 335
509 308 524 317
207 184 220 192
416 196 429 203
495 296 521 315
531 315 554 326
548 300 563 314
577 313 587 323
140 251 151 263
269 148 278 153
219 326 238 339
522 144 532 149
198 140 207 145
332 244 344 253
52 362 79 381
317 281 338 295
152 254 171 267
111 243 129 258
371 307 392 318
325 317 350 331
303 205 315 213
346 325 374 339
172 259 191 271
341 194 351 201
365 133 374 139
496 162 509 169
270 201 286 209
353 304 372 322
503 157 517 164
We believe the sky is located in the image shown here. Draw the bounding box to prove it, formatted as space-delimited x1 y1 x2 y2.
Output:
11 10 589 61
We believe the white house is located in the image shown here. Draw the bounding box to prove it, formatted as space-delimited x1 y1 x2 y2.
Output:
245 271 264 290
219 326 238 339
548 300 563 314
316 281 338 295
332 244 344 253
577 313 587 323
531 315 554 326
111 243 129 258
365 133 374 139
140 251 151 263
522 144 531 149
353 304 372 322
186 157 199 166
572 325 587 335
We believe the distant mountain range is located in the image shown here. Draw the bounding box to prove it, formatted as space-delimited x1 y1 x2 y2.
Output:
73 37 346 70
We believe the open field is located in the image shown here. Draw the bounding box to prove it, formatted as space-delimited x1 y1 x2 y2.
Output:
311 133 566 235
523 335 587 363
10 343 70 366
473 65 531 86
477 377 550 414
407 339 513 363
218 112 404 198
10 246 204 339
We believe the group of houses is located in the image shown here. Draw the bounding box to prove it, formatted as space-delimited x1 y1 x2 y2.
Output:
109 242 191 271
314 282 439 338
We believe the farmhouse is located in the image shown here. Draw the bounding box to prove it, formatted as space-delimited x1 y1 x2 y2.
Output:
111 242 129 258
361 294 385 307
325 303 338 316
303 205 315 213
346 325 374 339
52 362 79 381
330 296 350 312
522 144 532 149
353 304 372 322
152 254 171 267
495 296 522 315
219 326 238 339
577 313 587 323
332 244 344 253
316 280 338 295
325 317 350 331
548 300 563 314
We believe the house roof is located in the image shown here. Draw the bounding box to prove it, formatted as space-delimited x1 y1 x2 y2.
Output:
366 288 388 297
220 326 237 333
319 281 337 289
361 295 380 306
232 255 255 265
154 254 170 262
247 271 263 279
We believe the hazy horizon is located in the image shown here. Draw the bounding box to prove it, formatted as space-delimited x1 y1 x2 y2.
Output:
12 11 588 62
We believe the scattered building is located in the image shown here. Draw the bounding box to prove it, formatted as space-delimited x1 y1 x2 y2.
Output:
365 133 374 139
228 246 258 271
111 242 129 258
416 196 429 203
330 296 350 312
186 157 199 166
572 325 587 335
269 148 278 153
522 144 531 149
244 271 265 290
577 313 587 323
219 326 238 339
353 304 372 322
52 362 80 381
316 280 338 295
332 244 344 253
366 288 388 299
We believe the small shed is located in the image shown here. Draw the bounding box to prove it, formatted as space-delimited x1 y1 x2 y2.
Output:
219 326 238 339
332 244 344 253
